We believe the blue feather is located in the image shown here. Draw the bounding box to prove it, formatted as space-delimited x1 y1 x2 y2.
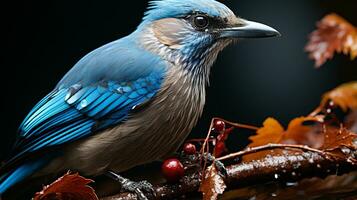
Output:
142 0 231 24
13 72 164 160
0 158 50 194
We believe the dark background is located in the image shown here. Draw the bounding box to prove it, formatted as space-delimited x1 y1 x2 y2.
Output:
2 0 357 161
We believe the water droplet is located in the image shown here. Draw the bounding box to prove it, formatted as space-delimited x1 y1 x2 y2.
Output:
342 147 351 155
286 182 298 187
211 140 216 146
291 172 297 176
249 196 256 200
329 101 335 107
274 174 279 179
80 99 88 109
271 193 277 197
293 162 301 169
317 164 321 168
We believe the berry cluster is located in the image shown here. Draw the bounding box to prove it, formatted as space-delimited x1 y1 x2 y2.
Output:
161 120 227 182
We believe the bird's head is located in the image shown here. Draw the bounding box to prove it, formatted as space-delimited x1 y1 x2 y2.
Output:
136 0 280 81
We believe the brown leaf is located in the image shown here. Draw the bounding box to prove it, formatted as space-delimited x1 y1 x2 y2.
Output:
321 81 357 111
305 13 357 67
34 172 98 200
321 126 357 152
199 164 227 200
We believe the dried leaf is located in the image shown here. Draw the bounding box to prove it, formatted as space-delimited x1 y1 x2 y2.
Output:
243 118 284 161
244 116 324 161
281 116 325 148
248 117 323 148
248 118 284 147
305 13 357 67
321 81 357 111
34 172 98 200
200 164 227 200
321 126 357 152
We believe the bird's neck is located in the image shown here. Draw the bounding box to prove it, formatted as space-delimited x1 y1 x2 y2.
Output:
134 26 230 87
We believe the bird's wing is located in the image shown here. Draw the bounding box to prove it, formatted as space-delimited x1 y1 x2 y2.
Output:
3 38 168 171
11 72 163 162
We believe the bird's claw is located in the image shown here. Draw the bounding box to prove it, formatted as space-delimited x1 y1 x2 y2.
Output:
122 180 155 200
203 153 228 177
214 160 228 177
106 171 155 200
180 152 228 178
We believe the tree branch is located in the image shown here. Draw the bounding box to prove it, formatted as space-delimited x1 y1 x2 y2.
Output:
101 151 357 200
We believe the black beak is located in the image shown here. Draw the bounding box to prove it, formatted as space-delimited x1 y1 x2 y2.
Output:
219 19 281 39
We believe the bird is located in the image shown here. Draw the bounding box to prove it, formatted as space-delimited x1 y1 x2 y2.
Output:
0 0 279 199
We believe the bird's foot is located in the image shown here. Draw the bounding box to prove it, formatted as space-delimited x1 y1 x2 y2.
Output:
180 152 227 177
106 171 155 200
202 153 228 177
203 153 228 177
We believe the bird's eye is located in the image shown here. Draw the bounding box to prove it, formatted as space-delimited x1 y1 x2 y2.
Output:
193 15 209 29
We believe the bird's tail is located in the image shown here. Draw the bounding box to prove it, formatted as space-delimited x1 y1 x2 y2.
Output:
0 159 46 195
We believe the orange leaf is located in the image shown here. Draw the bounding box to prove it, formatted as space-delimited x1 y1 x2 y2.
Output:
34 172 98 200
248 118 284 147
321 81 357 111
281 116 325 149
305 13 357 67
244 116 324 161
199 165 226 200
244 118 284 161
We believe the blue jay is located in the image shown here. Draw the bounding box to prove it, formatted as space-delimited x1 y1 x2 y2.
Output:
0 0 279 199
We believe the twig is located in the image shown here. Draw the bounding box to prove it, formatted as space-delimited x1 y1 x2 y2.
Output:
101 151 357 200
200 118 215 176
185 138 215 143
217 143 327 162
213 117 259 131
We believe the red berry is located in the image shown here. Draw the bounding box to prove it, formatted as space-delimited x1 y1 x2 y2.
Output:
162 159 184 182
213 120 226 132
183 143 196 155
